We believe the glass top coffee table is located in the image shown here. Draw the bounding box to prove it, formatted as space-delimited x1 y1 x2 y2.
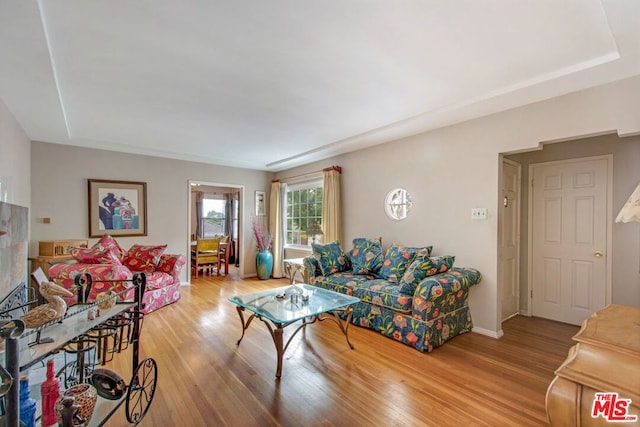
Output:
229 284 360 379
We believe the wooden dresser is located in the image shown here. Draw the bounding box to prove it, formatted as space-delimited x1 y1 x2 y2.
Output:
29 255 74 278
30 239 87 277
546 304 640 426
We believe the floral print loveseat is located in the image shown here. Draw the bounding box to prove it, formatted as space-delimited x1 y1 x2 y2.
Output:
48 234 185 315
303 238 481 352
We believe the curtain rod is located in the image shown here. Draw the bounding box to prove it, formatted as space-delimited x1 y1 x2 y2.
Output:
272 165 341 183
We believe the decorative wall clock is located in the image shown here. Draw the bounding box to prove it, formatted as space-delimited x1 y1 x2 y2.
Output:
384 188 412 220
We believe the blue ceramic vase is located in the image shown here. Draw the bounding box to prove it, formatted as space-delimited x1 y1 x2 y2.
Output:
256 250 273 280
19 375 36 427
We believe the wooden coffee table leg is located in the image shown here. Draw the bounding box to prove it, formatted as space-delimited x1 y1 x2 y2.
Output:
273 325 284 379
343 306 355 349
258 320 286 379
317 305 356 350
235 306 256 345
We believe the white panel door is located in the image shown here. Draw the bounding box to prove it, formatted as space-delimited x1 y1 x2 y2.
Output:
531 157 608 325
501 159 520 321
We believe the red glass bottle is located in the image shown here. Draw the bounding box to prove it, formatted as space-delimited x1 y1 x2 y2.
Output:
40 359 60 427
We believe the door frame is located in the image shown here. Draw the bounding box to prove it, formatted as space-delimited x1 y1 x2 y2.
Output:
526 155 613 318
187 180 244 283
500 157 522 322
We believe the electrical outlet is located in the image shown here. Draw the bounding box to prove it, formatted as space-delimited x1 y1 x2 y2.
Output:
471 208 487 220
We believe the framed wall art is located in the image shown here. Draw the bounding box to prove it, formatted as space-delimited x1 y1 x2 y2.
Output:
88 179 147 237
0 201 28 300
255 190 266 216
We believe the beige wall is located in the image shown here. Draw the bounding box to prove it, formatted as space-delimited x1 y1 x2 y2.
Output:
277 75 640 337
0 98 31 208
5 74 640 336
505 134 640 312
30 142 273 282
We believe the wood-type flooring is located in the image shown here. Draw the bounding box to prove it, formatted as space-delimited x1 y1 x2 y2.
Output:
103 268 579 426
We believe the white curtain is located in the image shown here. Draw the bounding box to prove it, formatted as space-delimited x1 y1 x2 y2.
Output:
269 181 285 278
322 167 343 244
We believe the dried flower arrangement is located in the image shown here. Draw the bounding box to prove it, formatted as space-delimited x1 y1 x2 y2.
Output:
252 217 272 251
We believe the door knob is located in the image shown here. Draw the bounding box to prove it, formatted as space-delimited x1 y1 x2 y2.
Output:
594 251 604 257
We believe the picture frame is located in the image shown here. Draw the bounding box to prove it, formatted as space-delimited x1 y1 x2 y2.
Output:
88 179 147 237
255 190 266 216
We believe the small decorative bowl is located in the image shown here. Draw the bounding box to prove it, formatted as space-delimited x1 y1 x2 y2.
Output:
91 368 126 400
54 383 98 426
96 290 117 309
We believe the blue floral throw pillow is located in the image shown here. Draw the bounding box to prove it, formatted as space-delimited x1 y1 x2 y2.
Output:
404 245 433 257
312 241 349 276
398 254 455 294
349 237 383 275
378 244 430 283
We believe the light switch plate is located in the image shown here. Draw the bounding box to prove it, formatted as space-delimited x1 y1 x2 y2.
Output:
471 208 487 220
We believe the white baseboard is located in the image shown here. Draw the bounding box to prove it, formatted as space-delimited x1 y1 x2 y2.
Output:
502 312 519 321
472 326 504 339
180 281 190 286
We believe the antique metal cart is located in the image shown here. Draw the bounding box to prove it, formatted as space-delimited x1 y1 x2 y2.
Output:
0 272 157 426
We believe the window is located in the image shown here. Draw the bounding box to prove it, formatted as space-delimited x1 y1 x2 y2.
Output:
286 181 323 247
201 198 226 237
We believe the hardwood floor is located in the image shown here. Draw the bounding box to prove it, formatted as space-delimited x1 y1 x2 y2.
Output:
104 269 579 426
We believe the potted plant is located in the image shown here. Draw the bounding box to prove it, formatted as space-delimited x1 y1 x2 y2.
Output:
252 217 273 280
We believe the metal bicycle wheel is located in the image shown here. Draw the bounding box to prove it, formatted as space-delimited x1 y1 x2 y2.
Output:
55 360 94 389
125 357 158 424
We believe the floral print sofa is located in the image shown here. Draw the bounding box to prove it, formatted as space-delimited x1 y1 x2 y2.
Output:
48 234 186 315
303 238 481 352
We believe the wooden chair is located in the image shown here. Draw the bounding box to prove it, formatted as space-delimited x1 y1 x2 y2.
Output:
217 236 230 276
191 238 220 277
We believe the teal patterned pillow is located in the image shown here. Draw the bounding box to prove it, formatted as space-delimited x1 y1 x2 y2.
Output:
398 255 455 294
312 241 349 276
378 244 431 283
405 245 433 257
349 237 383 275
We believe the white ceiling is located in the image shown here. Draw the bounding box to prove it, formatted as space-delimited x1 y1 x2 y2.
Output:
1 1 639 171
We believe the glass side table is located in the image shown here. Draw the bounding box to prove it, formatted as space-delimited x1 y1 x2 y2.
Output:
283 257 306 284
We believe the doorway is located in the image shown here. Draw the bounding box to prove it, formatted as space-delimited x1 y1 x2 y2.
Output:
529 156 611 325
188 181 243 281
